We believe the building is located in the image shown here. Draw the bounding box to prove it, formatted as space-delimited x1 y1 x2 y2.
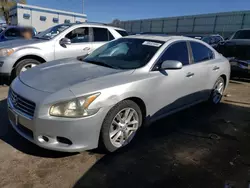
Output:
9 3 87 32
114 10 250 37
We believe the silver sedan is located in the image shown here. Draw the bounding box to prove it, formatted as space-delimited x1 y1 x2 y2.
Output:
8 35 230 152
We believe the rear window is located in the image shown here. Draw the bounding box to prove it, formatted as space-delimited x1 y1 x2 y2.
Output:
115 29 128 36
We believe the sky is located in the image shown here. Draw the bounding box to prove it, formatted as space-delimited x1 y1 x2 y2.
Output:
19 0 250 23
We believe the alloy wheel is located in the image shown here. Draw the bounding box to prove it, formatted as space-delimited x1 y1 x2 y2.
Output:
212 80 224 104
109 107 139 148
20 63 37 72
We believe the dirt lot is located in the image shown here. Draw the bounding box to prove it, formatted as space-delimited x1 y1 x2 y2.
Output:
0 80 250 188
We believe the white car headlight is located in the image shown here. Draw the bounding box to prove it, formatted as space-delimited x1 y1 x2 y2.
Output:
49 93 100 118
0 48 15 57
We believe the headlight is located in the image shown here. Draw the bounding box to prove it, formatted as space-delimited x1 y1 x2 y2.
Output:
49 93 100 118
0 48 14 57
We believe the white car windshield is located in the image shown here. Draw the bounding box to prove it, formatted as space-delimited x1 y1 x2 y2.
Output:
84 38 164 69
34 24 71 40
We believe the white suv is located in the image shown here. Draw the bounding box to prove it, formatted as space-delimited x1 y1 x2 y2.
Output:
0 23 128 81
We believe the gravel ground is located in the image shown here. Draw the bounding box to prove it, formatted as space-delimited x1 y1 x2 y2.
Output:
0 80 250 188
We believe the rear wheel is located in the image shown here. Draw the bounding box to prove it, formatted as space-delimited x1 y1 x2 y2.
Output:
209 77 225 104
14 59 41 77
100 100 142 152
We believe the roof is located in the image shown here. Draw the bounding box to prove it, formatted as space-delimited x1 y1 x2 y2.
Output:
11 3 87 18
125 34 191 42
70 22 126 30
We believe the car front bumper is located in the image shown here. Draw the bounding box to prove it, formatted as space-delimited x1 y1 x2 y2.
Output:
0 56 17 74
8 79 111 152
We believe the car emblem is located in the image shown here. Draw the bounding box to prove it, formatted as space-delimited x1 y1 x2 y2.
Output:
12 95 18 106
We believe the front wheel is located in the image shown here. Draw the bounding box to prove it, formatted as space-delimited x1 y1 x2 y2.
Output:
14 59 41 77
100 100 142 152
209 77 225 104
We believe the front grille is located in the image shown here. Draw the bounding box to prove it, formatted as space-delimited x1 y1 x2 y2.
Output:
9 89 36 118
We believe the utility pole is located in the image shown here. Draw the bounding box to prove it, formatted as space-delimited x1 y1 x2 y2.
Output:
82 0 84 14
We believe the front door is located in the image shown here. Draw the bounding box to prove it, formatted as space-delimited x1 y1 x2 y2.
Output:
54 27 92 60
148 41 198 118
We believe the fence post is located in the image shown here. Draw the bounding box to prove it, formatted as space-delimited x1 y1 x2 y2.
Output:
176 18 179 33
213 15 218 33
241 13 246 29
140 20 143 32
150 20 153 32
161 19 164 33
192 17 196 32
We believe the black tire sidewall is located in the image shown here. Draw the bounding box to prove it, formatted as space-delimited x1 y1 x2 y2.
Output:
100 100 142 152
15 59 41 77
209 77 225 104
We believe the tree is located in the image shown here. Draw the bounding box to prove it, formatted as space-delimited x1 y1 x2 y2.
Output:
111 19 121 26
0 0 26 24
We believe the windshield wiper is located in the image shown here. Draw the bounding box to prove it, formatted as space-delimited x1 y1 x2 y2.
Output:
84 59 120 69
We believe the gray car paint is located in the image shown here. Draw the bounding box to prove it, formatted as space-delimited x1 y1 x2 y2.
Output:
8 35 230 152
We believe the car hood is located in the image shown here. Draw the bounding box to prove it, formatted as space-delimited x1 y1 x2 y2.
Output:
19 58 132 93
0 38 47 48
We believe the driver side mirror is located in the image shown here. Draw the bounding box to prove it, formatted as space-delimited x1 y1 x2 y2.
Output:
60 38 71 46
160 60 183 70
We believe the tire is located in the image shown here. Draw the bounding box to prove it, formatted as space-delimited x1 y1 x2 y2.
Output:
100 100 142 152
14 59 41 77
208 77 225 105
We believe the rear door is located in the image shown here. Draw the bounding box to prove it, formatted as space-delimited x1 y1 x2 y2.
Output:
89 27 115 53
55 27 92 59
188 41 216 100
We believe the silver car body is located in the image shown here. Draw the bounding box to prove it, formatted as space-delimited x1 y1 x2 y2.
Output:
0 23 126 75
8 35 230 152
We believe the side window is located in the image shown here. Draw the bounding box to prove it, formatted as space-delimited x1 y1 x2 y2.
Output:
115 29 128 36
4 28 21 38
190 42 214 63
93 28 114 42
65 27 89 43
159 42 190 66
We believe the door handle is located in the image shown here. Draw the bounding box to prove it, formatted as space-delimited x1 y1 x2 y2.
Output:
213 66 220 71
83 47 90 51
186 72 194 77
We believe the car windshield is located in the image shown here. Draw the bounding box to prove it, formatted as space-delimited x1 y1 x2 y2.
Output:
232 30 250 39
34 24 71 39
202 36 210 43
83 38 164 69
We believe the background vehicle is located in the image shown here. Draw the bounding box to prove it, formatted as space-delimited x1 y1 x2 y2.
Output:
0 26 37 42
0 23 127 81
8 35 230 153
0 26 7 34
186 34 224 48
216 29 250 78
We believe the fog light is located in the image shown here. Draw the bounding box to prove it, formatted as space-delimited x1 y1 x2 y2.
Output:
57 136 72 145
38 135 49 143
